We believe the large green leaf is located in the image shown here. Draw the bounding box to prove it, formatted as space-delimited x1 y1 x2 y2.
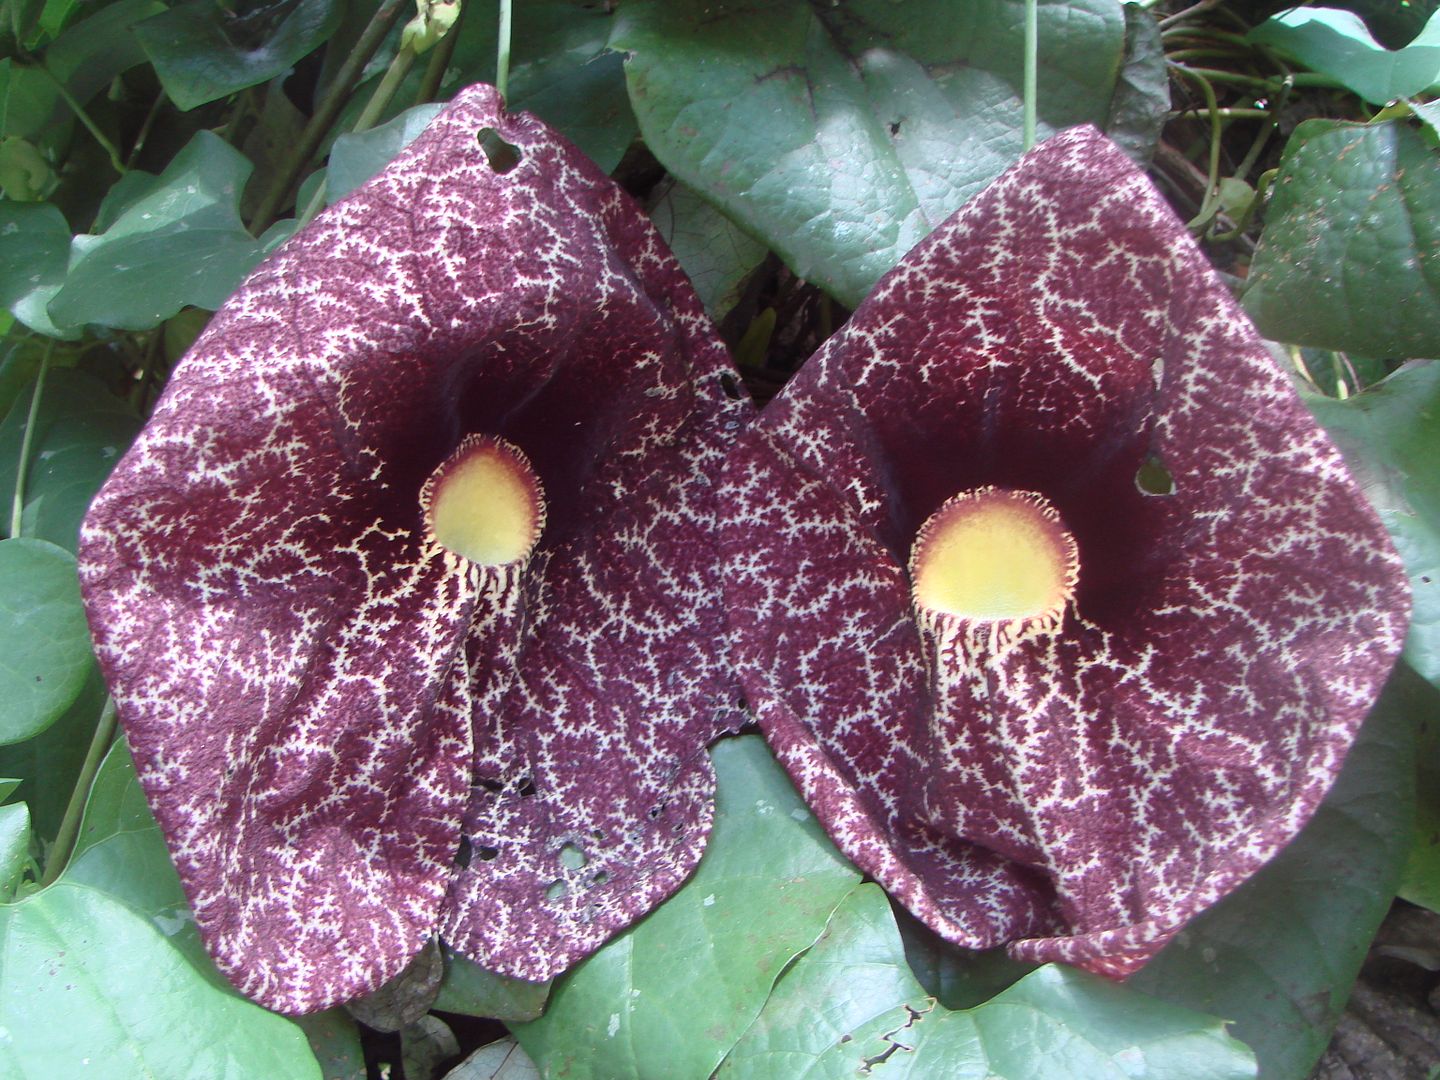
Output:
64 736 228 981
327 103 445 204
1227 0 1438 50
47 130 267 332
0 369 140 551
611 0 1137 307
1242 119 1440 358
512 735 863 1080
1304 362 1440 686
649 179 767 321
433 946 551 1022
1249 7 1440 106
134 0 343 111
0 538 91 745
718 884 1256 1079
0 664 104 840
1130 661 1422 1078
0 801 30 901
0 202 73 339
292 1009 366 1080
0 882 321 1079
0 0 164 139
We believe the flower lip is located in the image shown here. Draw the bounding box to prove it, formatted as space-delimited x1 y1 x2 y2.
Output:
909 486 1079 638
421 433 546 566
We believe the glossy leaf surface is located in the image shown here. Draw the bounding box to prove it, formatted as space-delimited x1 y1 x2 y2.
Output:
0 370 140 551
1249 7 1440 105
134 0 343 111
0 538 91 745
1243 120 1440 358
48 131 266 332
1306 363 1440 687
0 882 321 1079
0 202 73 339
718 884 1256 1080
513 735 862 1080
613 0 1142 307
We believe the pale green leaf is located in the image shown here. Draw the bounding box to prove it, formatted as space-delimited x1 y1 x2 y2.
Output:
718 884 1256 1079
134 0 343 112
1242 119 1440 358
512 735 863 1080
612 0 1138 307
1249 7 1440 106
0 882 321 1079
0 538 91 745
48 130 265 332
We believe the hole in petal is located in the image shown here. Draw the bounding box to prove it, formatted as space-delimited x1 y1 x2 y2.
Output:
477 128 521 173
476 845 499 862
477 777 505 794
545 880 568 902
455 837 473 869
591 870 609 887
1136 455 1176 496
421 434 545 566
720 373 741 400
559 843 587 870
517 777 538 799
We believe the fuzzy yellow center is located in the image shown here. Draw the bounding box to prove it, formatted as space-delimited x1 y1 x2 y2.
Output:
910 487 1078 625
425 436 543 566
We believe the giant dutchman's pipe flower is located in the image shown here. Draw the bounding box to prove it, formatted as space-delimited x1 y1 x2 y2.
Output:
720 127 1410 976
78 86 751 1014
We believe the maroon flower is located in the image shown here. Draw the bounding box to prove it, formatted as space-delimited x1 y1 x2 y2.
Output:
720 127 1409 976
78 86 750 1014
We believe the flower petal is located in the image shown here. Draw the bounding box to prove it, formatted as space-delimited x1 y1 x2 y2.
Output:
79 85 750 1012
721 126 1409 976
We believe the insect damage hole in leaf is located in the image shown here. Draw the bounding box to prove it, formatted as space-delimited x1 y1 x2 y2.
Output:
859 1004 926 1074
477 128 521 173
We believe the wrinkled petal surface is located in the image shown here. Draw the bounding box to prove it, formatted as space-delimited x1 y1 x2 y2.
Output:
79 85 750 1012
721 126 1409 976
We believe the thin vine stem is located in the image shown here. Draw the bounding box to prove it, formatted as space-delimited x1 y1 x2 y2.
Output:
416 0 465 105
496 0 513 102
37 65 125 174
10 341 52 538
1159 0 1225 31
1172 64 1343 93
40 696 118 888
294 42 420 229
1022 0 1037 152
1170 66 1224 231
248 0 410 235
352 46 417 134
124 90 166 170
